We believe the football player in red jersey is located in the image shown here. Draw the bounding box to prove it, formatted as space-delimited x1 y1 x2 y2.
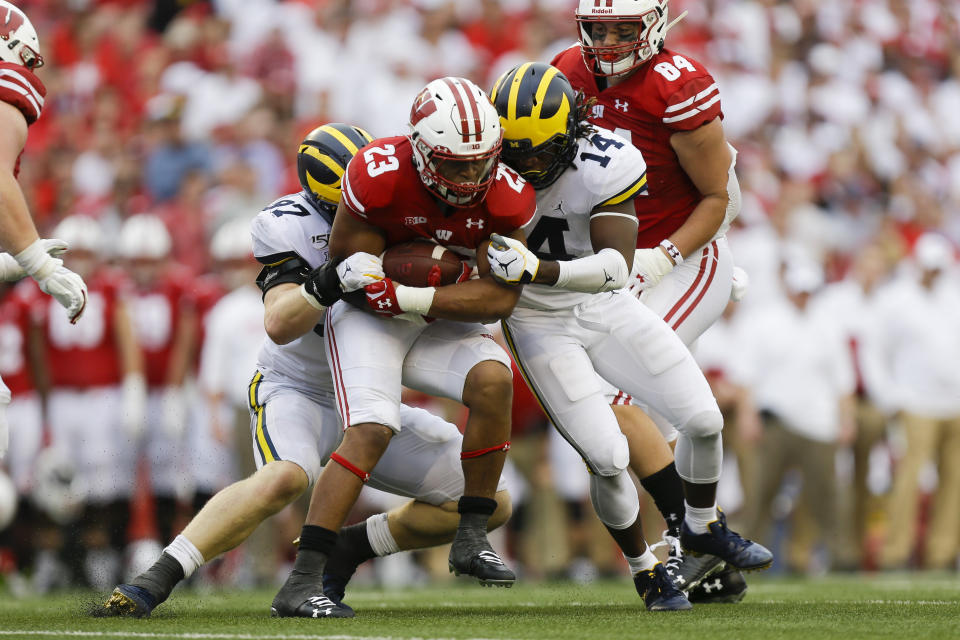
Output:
118 213 199 545
27 214 145 589
553 0 752 599
0 1 86 461
272 77 536 617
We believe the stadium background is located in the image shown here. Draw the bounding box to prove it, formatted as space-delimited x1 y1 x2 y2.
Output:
2 0 960 595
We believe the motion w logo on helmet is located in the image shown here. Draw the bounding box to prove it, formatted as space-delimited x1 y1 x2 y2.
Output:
0 5 25 41
410 88 438 126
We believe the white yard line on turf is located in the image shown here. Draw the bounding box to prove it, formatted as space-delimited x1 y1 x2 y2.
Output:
0 633 516 640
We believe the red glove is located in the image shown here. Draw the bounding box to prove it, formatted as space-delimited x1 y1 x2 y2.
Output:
365 278 404 317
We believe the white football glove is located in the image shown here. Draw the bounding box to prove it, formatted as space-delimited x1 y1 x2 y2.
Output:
162 386 188 439
0 238 69 282
122 373 148 438
487 233 539 285
336 251 385 292
628 247 675 295
15 239 87 323
730 265 749 302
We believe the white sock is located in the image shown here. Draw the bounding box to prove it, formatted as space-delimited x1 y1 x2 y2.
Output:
164 535 205 579
624 545 659 575
366 513 400 557
684 502 718 534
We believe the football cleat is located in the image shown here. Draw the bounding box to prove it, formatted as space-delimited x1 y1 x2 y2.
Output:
661 533 725 591
91 584 157 618
687 566 747 604
449 538 515 587
270 594 355 619
633 563 693 611
272 555 354 619
679 510 773 571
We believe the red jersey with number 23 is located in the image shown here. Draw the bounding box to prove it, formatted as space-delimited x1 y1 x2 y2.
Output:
340 136 536 260
553 45 723 249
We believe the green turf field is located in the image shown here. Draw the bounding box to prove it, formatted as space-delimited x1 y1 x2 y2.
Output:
1 574 958 640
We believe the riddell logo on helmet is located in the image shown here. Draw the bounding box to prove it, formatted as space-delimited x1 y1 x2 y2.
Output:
410 89 438 126
0 7 25 40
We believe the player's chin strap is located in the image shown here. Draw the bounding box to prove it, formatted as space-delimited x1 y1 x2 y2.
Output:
461 441 511 460
664 10 688 36
329 452 371 482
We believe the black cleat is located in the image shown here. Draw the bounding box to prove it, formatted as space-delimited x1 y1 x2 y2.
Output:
679 510 773 572
449 544 515 587
687 565 747 604
271 551 353 618
270 594 355 618
661 534 725 591
633 563 693 611
91 584 157 618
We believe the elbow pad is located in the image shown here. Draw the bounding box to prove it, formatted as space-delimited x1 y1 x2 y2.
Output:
554 248 630 293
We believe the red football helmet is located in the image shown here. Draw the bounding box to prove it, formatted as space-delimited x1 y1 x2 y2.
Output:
408 76 502 208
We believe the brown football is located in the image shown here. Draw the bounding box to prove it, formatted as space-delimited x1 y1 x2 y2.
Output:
382 240 467 287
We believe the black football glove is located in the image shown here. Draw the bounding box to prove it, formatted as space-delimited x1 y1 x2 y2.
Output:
302 258 344 308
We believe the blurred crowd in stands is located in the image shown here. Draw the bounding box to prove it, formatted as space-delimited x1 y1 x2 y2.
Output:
1 0 959 593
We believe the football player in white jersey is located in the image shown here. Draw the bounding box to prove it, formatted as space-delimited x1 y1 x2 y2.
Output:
488 63 772 609
96 124 510 619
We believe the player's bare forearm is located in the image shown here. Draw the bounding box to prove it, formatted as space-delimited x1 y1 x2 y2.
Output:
263 282 322 345
0 103 40 255
429 276 521 323
329 200 386 259
114 300 145 376
166 307 198 386
670 118 731 256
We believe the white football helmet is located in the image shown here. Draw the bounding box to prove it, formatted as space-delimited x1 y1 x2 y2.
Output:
0 1 43 69
118 213 172 260
576 0 679 77
408 76 502 208
52 214 103 253
210 218 253 262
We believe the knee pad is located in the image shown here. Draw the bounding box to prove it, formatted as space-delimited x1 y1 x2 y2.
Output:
576 430 630 477
589 471 640 530
680 409 723 439
674 433 723 484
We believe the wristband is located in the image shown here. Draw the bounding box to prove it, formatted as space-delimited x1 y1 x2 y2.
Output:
659 239 683 265
14 238 57 280
299 282 325 310
395 285 436 316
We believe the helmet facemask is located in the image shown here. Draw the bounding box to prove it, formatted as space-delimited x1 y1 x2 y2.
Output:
412 133 501 207
576 1 668 77
501 125 575 190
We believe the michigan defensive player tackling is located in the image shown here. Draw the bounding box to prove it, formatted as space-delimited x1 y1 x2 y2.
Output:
553 0 750 598
97 124 509 619
487 63 771 609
